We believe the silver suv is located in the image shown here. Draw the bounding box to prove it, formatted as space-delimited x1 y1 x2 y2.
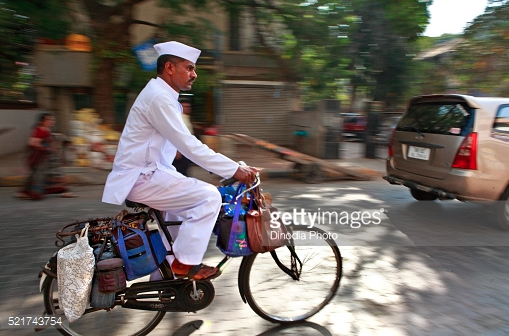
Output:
383 94 509 230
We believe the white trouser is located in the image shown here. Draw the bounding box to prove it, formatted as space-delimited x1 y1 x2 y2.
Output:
126 169 221 265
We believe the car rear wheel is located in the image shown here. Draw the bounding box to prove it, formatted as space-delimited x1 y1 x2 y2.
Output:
410 188 437 201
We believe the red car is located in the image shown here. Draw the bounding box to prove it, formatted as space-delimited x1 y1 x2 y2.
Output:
342 113 367 140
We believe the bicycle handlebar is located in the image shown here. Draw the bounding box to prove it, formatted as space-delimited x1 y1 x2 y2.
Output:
220 176 238 186
220 160 247 186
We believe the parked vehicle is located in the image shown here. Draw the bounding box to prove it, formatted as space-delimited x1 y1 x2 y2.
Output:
383 94 509 230
376 116 401 145
342 113 367 140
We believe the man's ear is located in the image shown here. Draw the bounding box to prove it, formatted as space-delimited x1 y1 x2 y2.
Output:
164 61 174 74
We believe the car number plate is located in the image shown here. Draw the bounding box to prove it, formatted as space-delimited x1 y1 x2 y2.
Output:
408 146 430 160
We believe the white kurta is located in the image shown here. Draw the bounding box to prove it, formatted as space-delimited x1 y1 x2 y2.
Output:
102 77 239 264
102 77 238 204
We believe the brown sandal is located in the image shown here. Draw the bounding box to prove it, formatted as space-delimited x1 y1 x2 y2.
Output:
171 258 220 280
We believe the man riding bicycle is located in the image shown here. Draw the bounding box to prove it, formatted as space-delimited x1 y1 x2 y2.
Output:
102 41 257 280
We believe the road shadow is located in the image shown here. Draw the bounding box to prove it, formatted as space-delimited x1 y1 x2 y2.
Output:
256 321 332 335
384 199 509 246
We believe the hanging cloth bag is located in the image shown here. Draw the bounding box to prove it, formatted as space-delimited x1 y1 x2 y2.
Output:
216 183 253 257
57 223 95 323
246 185 289 253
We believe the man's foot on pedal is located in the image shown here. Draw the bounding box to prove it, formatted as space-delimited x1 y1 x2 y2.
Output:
171 258 219 280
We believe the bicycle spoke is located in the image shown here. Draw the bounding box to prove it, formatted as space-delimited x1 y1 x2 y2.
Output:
240 226 342 323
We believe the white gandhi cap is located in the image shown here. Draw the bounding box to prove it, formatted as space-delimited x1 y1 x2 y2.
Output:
153 41 201 64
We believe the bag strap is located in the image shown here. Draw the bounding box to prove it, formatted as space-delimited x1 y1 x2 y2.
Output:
233 183 255 221
80 223 90 238
250 186 267 209
116 227 130 274
233 193 244 222
73 223 90 244
116 225 157 277
232 183 246 202
248 195 253 211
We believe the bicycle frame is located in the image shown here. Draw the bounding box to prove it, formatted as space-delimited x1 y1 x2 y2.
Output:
38 176 342 334
39 201 304 309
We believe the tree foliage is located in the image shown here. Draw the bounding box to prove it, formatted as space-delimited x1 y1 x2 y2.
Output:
220 0 429 108
452 0 509 96
0 0 431 119
0 0 70 99
344 0 429 109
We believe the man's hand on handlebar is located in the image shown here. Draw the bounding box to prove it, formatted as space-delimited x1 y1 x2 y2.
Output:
233 165 259 185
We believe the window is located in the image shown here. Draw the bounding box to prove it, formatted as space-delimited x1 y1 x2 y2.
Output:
493 105 509 134
397 102 474 136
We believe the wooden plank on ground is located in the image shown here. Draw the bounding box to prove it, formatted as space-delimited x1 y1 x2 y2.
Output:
225 133 371 182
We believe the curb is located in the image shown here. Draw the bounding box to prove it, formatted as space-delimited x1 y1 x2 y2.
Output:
260 166 383 182
0 167 384 187
0 170 288 188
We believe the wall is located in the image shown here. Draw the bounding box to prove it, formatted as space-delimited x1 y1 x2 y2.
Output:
34 46 92 87
0 109 45 156
290 100 342 159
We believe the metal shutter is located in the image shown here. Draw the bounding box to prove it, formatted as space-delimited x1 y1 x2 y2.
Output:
220 81 295 146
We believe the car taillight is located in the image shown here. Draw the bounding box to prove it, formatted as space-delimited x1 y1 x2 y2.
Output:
388 129 395 157
452 132 477 170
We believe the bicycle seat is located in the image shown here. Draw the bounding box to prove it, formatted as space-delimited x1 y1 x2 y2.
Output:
125 199 148 208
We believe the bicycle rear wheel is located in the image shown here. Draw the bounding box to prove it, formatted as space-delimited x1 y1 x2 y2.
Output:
42 270 166 336
239 225 342 323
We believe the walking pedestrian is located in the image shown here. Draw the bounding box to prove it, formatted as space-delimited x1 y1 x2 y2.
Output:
15 112 76 200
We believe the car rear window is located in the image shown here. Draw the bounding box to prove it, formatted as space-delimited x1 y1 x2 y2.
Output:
396 102 475 136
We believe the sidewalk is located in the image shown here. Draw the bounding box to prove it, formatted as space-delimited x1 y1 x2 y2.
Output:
0 140 387 187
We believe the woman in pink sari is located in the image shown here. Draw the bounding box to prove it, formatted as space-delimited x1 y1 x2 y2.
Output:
15 113 76 200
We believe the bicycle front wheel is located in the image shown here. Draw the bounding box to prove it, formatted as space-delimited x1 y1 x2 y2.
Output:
42 271 166 336
239 225 342 323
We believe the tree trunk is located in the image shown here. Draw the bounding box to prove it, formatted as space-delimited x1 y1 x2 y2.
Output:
93 58 116 126
349 84 357 113
81 0 135 129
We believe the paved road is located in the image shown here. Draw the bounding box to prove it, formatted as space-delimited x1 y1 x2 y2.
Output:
1 178 509 335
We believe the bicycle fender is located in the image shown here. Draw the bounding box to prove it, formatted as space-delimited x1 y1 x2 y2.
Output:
39 252 58 292
39 272 47 292
237 256 250 304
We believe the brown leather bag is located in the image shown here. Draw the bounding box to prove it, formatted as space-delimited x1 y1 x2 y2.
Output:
246 187 289 253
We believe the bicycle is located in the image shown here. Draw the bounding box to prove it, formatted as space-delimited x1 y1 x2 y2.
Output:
39 178 342 336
